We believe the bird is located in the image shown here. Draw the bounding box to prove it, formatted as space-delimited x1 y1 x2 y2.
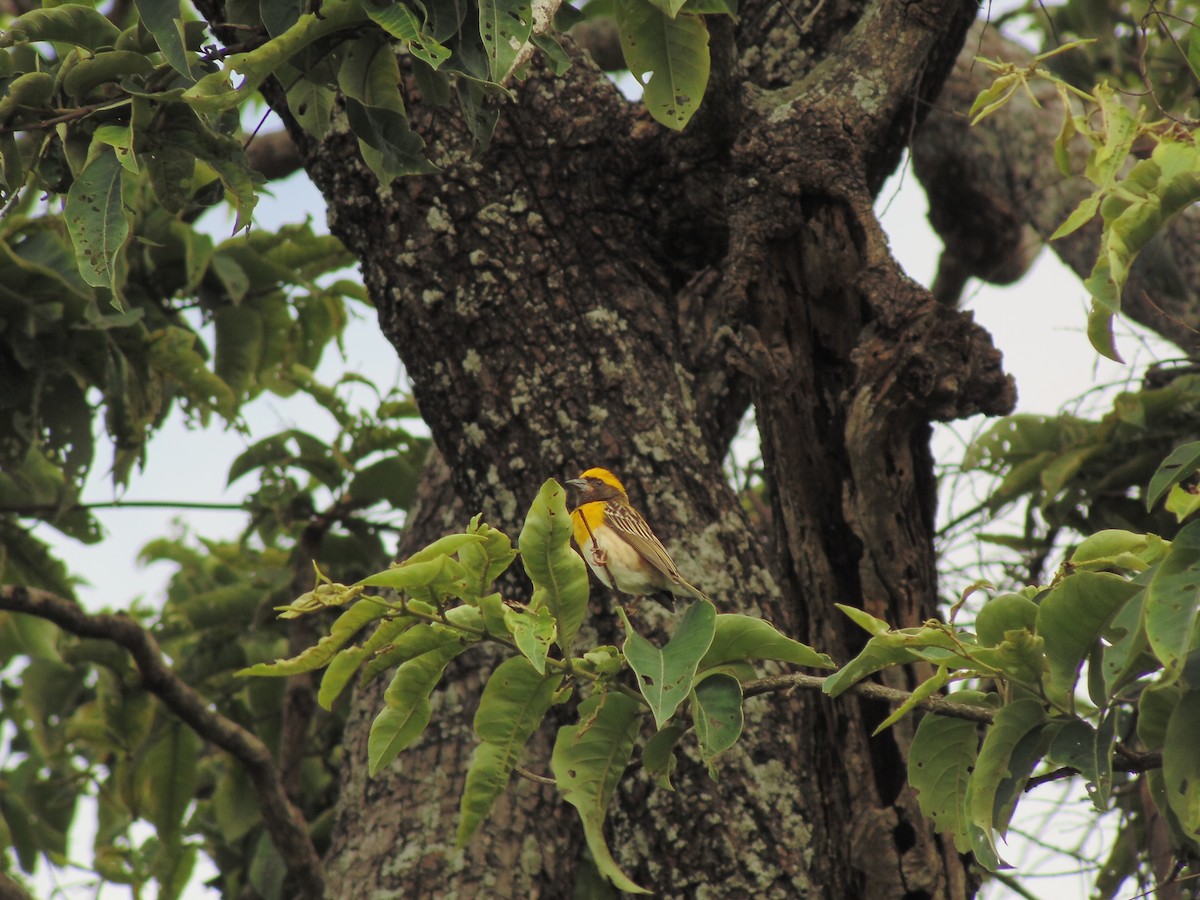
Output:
565 467 709 604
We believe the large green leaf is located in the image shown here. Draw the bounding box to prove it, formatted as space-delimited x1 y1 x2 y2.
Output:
519 479 590 653
1145 520 1200 682
616 0 709 130
619 600 715 728
964 698 1046 871
456 657 561 845
551 693 648 894
237 599 389 677
1035 571 1141 706
1 5 121 50
699 613 833 671
368 642 466 774
909 711 979 853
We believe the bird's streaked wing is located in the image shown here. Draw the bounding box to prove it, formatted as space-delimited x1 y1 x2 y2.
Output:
603 498 686 583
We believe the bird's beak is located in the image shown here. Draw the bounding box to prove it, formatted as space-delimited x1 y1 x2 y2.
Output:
564 478 587 490
564 477 586 509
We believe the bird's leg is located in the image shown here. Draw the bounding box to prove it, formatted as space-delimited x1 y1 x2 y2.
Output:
579 516 618 593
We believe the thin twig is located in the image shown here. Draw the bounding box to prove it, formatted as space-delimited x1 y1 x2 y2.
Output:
0 584 325 899
513 764 555 785
742 672 996 723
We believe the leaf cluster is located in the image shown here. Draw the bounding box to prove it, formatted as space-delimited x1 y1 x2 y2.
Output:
959 371 1200 543
0 385 426 898
839 444 1200 894
971 35 1200 362
248 478 831 893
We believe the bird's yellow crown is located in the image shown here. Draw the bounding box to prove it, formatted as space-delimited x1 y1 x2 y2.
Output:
577 467 627 495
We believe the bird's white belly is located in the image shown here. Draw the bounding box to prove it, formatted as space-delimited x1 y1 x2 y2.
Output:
584 524 665 595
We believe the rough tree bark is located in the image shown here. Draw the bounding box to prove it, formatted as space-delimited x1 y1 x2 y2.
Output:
229 0 1017 895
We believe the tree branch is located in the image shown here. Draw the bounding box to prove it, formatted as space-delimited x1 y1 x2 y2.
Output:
742 672 1164 772
0 585 325 899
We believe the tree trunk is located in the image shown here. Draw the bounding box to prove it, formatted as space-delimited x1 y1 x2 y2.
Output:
262 0 1016 895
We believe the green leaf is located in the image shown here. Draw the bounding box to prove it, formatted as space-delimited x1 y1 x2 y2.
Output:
348 456 421 508
1050 192 1100 241
823 620 962 696
835 603 893 637
644 0 688 15
317 647 370 709
357 555 464 594
1069 529 1167 573
183 0 370 112
366 1 453 69
699 613 833 670
1145 520 1200 682
345 99 439 182
1089 707 1119 812
145 326 238 419
338 34 407 112
63 52 155 102
531 33 571 75
504 605 556 673
1 5 121 50
1147 441 1200 511
457 657 562 844
909 712 979 853
1035 571 1141 707
616 0 709 130
520 479 590 653
1086 84 1140 189
1095 586 1156 703
619 600 715 728
478 0 532 79
459 516 518 598
368 641 465 774
65 148 129 310
134 0 192 78
968 74 1019 125
286 77 336 139
551 693 649 894
214 305 264 401
873 667 948 735
1138 682 1179 751
690 672 742 766
1163 688 1200 836
359 606 482 683
212 765 261 842
964 698 1046 871
1188 28 1200 83
238 600 389 676
642 722 686 790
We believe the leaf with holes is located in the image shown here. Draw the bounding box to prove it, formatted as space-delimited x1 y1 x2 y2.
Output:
620 599 715 728
616 0 709 131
